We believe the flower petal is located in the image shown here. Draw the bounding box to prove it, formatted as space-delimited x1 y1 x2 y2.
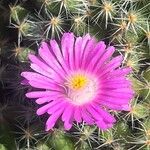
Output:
74 34 91 69
91 103 116 123
26 91 60 98
98 55 123 77
37 100 61 115
86 41 106 71
81 107 95 125
61 33 75 69
74 107 82 123
46 107 64 131
36 97 51 104
93 46 115 72
47 101 67 114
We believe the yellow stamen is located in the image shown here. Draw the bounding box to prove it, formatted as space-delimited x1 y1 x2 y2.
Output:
68 74 87 90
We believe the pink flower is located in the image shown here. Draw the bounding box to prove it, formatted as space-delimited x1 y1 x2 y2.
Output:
21 33 134 131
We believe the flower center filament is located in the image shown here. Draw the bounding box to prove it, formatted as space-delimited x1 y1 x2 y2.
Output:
70 74 87 90
65 72 98 106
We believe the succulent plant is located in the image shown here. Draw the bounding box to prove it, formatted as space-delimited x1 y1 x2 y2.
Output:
0 0 150 150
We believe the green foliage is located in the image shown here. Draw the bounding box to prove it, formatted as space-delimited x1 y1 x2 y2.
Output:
0 120 16 150
10 5 28 23
48 129 75 150
0 144 7 150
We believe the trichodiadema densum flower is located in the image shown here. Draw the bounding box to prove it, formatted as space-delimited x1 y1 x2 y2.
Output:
21 32 134 131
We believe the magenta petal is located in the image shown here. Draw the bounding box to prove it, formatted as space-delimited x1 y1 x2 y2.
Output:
39 41 68 75
101 82 131 89
46 107 64 131
29 54 51 72
21 72 62 91
74 36 83 69
37 103 53 115
47 101 67 114
122 104 131 111
81 107 95 125
30 63 63 83
102 77 129 83
49 40 69 73
100 91 133 100
21 71 52 82
86 105 103 122
75 34 91 69
91 103 116 123
74 107 82 123
36 100 61 115
62 104 74 122
98 55 123 77
81 38 96 69
28 80 59 91
39 41 62 72
30 61 62 82
109 68 132 77
38 42 55 67
86 41 106 71
110 88 134 95
107 124 113 128
96 100 127 111
61 33 75 69
29 54 64 82
36 97 51 104
93 46 115 71
61 104 74 130
64 122 72 130
65 34 75 70
96 119 108 130
100 97 130 105
30 63 52 79
26 91 59 98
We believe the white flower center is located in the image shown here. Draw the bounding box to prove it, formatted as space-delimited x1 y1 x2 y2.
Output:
65 72 98 105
